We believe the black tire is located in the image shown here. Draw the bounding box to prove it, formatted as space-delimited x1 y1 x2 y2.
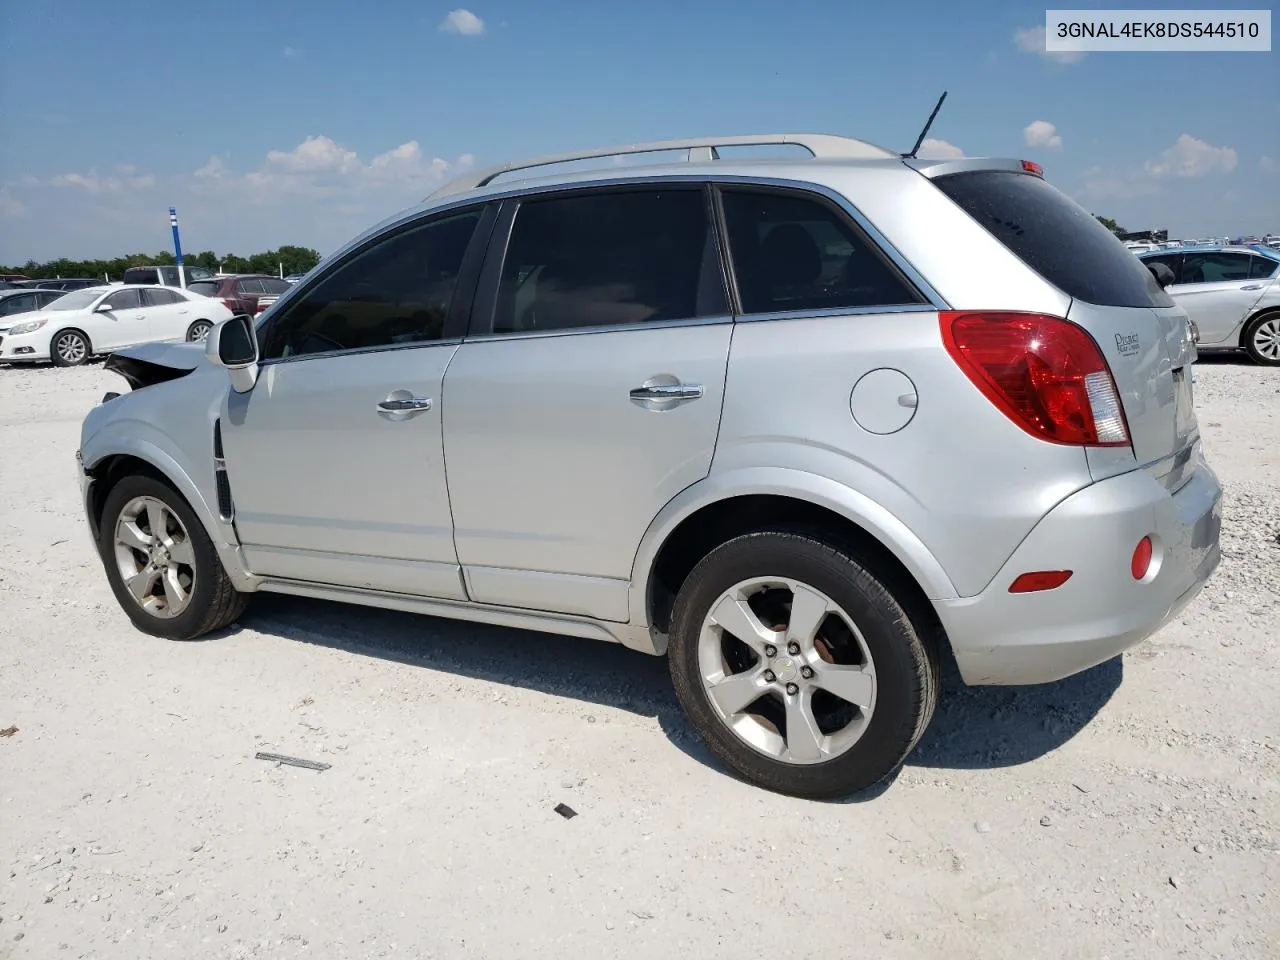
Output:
186 319 213 342
98 474 248 640
50 328 91 367
668 529 938 800
1241 310 1280 366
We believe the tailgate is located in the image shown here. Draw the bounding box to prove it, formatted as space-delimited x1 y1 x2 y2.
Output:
1067 300 1198 487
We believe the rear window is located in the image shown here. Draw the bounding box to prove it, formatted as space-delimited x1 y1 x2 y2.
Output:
934 170 1173 309
187 281 220 296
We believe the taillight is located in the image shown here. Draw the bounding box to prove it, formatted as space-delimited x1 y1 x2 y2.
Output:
940 311 1130 447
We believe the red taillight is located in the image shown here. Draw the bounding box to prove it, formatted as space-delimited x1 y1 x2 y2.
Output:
1021 159 1044 176
1131 536 1153 580
1009 570 1073 593
940 311 1131 447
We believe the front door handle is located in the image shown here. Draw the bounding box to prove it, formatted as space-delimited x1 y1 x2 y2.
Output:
629 379 704 411
1240 284 1263 291
377 393 433 420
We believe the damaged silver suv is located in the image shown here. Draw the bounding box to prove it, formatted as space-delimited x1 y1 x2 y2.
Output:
77 134 1221 798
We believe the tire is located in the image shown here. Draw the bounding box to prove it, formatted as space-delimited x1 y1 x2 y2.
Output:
668 529 938 800
186 320 213 342
98 474 248 640
50 328 91 367
1241 311 1280 366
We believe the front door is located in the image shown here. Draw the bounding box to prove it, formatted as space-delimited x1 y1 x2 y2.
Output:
94 287 151 349
220 204 493 598
443 185 732 622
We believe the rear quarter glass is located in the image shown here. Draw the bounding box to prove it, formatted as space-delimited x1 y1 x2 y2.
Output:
934 171 1174 310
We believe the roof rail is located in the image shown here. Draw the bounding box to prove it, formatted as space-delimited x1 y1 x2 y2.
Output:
428 133 896 200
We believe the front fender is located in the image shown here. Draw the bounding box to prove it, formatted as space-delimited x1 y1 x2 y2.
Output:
626 466 959 635
79 418 260 592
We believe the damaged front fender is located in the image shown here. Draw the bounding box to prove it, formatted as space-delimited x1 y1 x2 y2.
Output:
103 341 208 393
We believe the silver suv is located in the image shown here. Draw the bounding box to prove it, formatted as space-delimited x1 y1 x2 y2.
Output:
77 134 1222 799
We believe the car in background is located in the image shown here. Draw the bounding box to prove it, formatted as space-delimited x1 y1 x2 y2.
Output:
121 264 216 288
1139 245 1280 365
185 274 293 317
283 273 307 283
0 288 68 322
11 277 104 292
0 284 233 367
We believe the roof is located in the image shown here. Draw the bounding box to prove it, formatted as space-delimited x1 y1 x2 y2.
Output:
1138 244 1280 260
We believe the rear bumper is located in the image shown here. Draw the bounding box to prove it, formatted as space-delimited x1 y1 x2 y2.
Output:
935 453 1222 685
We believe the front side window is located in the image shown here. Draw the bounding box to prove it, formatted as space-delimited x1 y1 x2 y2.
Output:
260 209 482 360
490 188 718 335
720 187 925 315
104 289 143 310
1178 252 1254 284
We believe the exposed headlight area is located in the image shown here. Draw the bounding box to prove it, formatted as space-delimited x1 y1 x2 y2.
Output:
6 317 48 336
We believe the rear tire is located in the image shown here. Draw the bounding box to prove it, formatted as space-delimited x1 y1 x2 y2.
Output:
1242 311 1280 366
98 474 248 640
667 529 938 800
50 329 90 367
186 320 213 342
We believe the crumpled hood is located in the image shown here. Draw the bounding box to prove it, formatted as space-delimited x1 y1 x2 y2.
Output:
103 340 209 390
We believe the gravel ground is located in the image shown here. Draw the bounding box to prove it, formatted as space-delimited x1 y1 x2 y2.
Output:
0 355 1277 960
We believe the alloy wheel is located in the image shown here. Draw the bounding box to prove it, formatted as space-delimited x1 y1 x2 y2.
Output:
55 332 86 364
112 495 197 619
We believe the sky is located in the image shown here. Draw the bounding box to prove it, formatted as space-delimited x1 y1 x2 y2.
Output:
0 0 1277 264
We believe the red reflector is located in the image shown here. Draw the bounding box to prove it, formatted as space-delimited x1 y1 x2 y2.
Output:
1131 536 1153 580
940 311 1131 447
1008 570 1073 593
1021 159 1044 176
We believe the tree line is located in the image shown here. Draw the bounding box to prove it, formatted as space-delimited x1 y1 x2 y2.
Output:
1 245 322 281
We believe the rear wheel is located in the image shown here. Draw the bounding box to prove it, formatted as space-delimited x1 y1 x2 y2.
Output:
667 530 938 799
99 474 248 640
50 329 90 367
1242 311 1280 366
186 320 213 342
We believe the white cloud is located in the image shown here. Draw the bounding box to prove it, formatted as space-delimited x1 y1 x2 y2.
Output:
1077 165 1160 201
265 135 361 175
48 170 155 193
917 138 964 159
195 155 228 179
1014 25 1087 64
283 45 302 58
439 8 485 35
1023 120 1063 150
1260 155 1276 174
1145 134 1238 178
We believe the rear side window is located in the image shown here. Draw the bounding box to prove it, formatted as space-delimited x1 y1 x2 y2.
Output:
261 277 292 294
1179 251 1253 283
236 278 266 295
490 188 721 335
934 170 1173 309
142 288 182 306
1249 255 1279 279
720 187 925 315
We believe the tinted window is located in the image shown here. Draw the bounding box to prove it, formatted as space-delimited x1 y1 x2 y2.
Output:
261 277 291 294
104 289 143 310
720 188 924 314
236 278 266 295
261 209 482 359
1 294 36 315
1179 252 1254 284
1250 256 1279 280
934 170 1173 309
1142 253 1182 273
37 292 62 307
123 268 159 285
187 280 220 297
143 287 182 306
491 188 718 334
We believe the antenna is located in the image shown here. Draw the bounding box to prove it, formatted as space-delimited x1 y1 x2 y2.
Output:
903 91 948 159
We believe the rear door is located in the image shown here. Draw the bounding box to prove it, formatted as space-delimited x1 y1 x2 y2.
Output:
442 185 732 622
931 168 1194 478
1170 250 1270 344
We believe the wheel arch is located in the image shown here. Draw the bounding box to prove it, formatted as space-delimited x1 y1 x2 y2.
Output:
629 468 957 654
51 326 94 356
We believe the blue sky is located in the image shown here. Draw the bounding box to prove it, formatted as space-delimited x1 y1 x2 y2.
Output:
0 0 1276 263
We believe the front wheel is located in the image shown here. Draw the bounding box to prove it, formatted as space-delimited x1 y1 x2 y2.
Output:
1242 311 1280 366
186 320 213 342
98 474 248 640
50 329 90 367
667 530 938 799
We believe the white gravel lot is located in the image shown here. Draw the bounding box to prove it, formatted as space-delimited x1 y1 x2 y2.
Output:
0 356 1277 960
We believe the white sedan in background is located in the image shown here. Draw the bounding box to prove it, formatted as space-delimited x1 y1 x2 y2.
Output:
0 285 233 367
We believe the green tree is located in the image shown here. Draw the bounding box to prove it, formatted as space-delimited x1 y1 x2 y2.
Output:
1 245 322 281
1095 215 1124 235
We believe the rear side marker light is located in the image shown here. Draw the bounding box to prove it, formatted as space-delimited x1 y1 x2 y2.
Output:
940 311 1131 447
1021 160 1044 176
1009 570 1073 593
1131 536 1153 580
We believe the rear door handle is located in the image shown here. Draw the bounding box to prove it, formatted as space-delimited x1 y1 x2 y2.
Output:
376 394 433 420
1241 284 1263 291
629 380 704 410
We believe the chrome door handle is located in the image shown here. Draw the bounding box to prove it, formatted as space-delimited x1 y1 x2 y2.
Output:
1240 284 1263 291
630 383 703 401
377 397 432 412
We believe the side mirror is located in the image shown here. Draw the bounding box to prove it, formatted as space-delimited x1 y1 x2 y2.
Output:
95 302 114 313
205 314 260 393
1147 261 1176 289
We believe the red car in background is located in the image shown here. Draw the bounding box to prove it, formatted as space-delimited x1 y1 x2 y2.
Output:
187 275 292 317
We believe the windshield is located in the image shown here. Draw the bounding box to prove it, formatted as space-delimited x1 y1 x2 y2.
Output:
46 288 104 310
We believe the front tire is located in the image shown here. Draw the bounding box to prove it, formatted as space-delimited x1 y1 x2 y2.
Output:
186 320 213 342
668 530 938 799
98 474 248 640
1242 311 1280 366
50 329 90 367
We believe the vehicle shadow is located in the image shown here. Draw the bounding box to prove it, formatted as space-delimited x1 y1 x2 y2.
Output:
240 594 1122 799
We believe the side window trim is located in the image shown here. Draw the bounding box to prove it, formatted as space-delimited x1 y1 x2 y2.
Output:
465 182 730 341
711 180 936 321
256 201 498 365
